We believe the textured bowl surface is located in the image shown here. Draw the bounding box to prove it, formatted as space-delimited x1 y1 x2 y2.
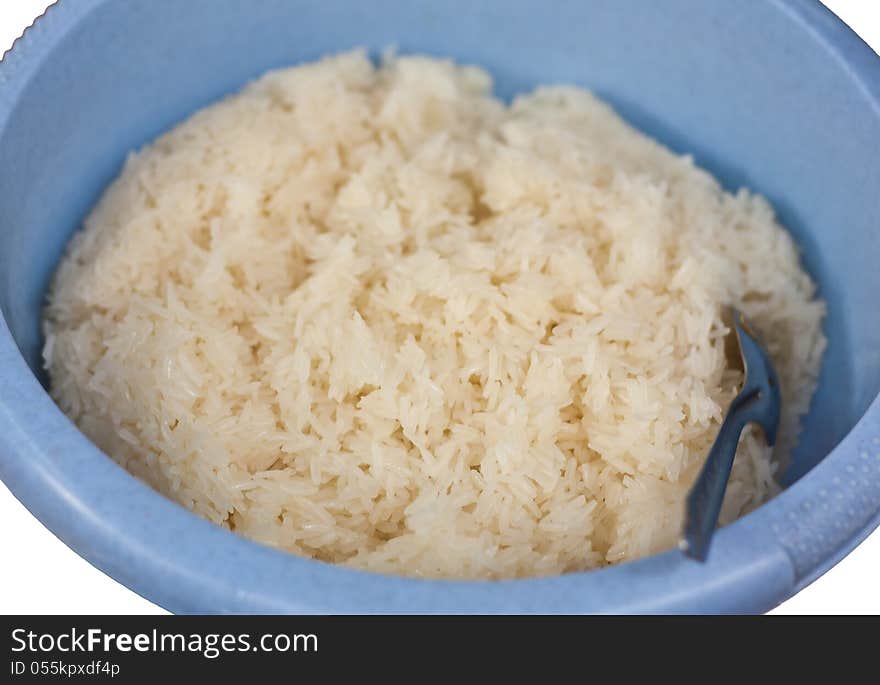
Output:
1 0 879 613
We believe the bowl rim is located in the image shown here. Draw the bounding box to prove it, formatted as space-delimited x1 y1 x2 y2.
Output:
0 0 879 613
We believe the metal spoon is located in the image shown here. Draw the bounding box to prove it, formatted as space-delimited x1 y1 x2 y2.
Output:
680 308 781 561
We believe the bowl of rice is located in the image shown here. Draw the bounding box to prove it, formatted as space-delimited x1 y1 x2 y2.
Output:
1 0 879 613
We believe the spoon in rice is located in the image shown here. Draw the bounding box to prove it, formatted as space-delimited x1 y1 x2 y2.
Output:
680 308 781 561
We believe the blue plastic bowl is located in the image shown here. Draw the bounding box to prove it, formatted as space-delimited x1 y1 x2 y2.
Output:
1 0 879 614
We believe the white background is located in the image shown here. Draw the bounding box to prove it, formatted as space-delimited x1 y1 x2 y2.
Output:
0 0 878 615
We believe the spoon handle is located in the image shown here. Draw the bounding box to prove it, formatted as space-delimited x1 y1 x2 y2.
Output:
680 391 758 561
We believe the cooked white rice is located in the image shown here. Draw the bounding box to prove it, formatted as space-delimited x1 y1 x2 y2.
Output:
43 51 826 579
